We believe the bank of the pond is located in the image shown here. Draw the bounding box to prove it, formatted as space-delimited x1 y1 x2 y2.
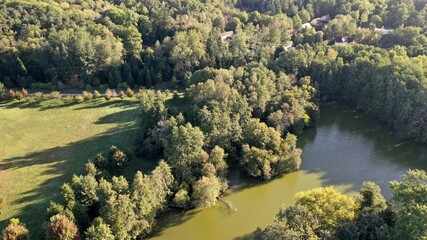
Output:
149 102 427 240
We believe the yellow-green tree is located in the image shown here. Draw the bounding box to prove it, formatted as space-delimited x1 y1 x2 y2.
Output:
294 187 357 233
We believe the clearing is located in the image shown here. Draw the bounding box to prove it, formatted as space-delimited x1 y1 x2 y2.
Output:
0 97 145 237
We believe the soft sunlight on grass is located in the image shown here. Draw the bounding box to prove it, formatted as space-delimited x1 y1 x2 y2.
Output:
0 97 143 237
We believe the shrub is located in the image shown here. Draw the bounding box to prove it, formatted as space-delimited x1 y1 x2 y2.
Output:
75 95 84 103
8 89 16 99
126 88 134 97
104 89 113 101
15 92 24 100
21 88 28 98
118 91 126 99
0 82 8 100
2 218 29 240
45 214 80 240
173 189 190 208
117 82 129 90
92 77 101 87
84 85 92 91
33 92 43 100
49 91 62 100
108 146 129 167
82 91 93 101
30 82 56 91
63 96 73 103
99 84 108 92
93 90 101 98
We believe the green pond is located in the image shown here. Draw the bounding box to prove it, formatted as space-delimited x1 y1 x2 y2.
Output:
150 102 427 240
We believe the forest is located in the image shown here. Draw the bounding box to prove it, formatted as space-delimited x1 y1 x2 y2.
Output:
0 0 426 239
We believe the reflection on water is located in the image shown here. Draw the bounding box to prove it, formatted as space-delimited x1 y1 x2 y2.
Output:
150 102 427 240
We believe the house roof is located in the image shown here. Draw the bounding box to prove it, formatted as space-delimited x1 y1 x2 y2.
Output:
302 23 312 28
310 18 324 27
320 15 331 22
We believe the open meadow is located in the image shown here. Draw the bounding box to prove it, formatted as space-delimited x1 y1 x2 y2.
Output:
0 97 146 237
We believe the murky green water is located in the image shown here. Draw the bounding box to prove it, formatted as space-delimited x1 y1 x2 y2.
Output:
150 102 427 240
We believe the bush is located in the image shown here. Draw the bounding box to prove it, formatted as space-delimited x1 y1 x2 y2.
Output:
45 214 80 240
93 90 101 98
0 82 8 100
108 145 129 167
126 88 134 97
63 96 73 103
32 92 44 101
21 88 28 98
92 77 101 87
2 218 29 240
99 84 108 92
117 82 129 90
119 91 126 99
49 91 62 100
30 82 56 91
15 92 24 100
8 89 16 99
104 89 113 101
82 91 93 101
75 95 84 103
84 85 92 91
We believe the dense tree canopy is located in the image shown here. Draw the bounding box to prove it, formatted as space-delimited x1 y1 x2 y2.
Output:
1 0 426 238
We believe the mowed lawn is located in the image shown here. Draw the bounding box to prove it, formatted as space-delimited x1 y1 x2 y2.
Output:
0 98 143 238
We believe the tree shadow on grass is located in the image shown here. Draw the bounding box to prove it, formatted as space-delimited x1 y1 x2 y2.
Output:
0 109 142 239
0 99 46 110
73 99 137 110
0 98 137 112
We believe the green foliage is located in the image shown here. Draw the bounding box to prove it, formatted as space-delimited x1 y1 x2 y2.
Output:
240 119 302 179
261 205 320 240
294 187 357 234
49 91 62 100
192 176 222 209
261 171 427 240
84 218 114 240
74 95 84 103
137 89 168 130
0 82 8 100
93 90 101 98
390 169 427 239
82 91 93 101
173 189 190 208
108 146 129 167
163 123 207 183
126 88 134 97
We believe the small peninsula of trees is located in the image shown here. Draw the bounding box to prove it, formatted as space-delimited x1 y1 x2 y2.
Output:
257 170 427 240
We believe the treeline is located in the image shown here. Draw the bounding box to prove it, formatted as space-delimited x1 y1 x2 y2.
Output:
0 0 293 89
237 0 427 29
272 43 427 143
254 169 427 240
2 0 425 90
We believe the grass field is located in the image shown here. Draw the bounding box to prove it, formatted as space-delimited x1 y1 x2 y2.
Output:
0 97 147 238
